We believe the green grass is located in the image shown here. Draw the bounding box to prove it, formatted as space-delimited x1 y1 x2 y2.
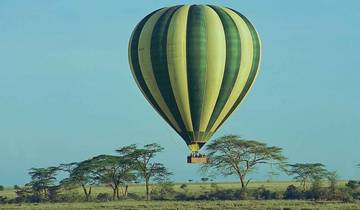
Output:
0 181 357 209
0 200 359 210
0 180 349 200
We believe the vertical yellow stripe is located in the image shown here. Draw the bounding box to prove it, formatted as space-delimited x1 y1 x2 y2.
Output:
239 21 262 108
138 8 181 132
167 5 194 132
129 27 178 132
199 6 226 132
210 7 254 132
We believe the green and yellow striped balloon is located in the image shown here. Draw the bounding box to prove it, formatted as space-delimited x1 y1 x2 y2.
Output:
128 5 261 152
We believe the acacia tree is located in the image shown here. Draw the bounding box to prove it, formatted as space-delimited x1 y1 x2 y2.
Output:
117 143 171 200
201 135 287 191
59 160 99 201
60 155 135 201
58 162 78 175
28 167 58 199
287 163 329 191
327 171 339 195
88 155 136 200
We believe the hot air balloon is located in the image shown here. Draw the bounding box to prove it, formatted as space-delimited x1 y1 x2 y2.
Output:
128 5 261 163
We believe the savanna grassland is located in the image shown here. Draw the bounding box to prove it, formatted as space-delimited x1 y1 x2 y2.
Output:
1 200 360 210
0 181 315 199
1 181 359 210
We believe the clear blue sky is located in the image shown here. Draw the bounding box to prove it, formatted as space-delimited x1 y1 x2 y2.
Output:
0 0 359 185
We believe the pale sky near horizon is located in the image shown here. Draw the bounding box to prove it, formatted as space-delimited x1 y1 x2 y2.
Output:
0 0 359 186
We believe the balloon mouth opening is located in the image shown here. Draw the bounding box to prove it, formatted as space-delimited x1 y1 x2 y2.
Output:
187 142 206 152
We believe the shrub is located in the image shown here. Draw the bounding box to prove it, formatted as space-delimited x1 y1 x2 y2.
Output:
0 185 4 191
340 190 355 203
325 188 355 202
304 179 327 200
346 180 360 190
253 186 270 200
0 196 7 204
283 185 302 199
235 189 251 200
304 188 326 200
253 186 279 200
14 186 33 202
26 194 43 203
210 183 220 191
174 192 196 201
150 182 176 200
127 192 143 200
180 184 187 191
351 190 360 200
96 193 112 202
48 185 61 202
196 188 239 200
13 185 20 190
56 191 83 202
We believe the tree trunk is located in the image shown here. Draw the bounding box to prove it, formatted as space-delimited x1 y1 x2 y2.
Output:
82 184 89 201
145 179 150 200
239 176 245 189
124 185 128 197
112 187 116 200
88 186 92 200
116 186 120 200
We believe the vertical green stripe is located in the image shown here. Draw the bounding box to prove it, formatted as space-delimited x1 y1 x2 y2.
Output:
186 5 207 133
205 5 241 132
150 6 190 142
129 9 182 137
214 9 261 132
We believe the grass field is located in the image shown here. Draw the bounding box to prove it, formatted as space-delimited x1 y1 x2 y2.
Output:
0 180 349 199
0 181 358 209
0 200 359 210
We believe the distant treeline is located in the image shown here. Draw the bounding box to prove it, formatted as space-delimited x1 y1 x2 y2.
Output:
0 135 359 204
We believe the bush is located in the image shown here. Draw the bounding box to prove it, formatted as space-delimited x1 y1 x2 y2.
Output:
304 179 327 200
236 189 252 200
96 193 112 202
253 186 279 200
283 185 302 199
346 180 360 190
340 190 355 203
14 186 33 203
180 184 187 191
150 182 176 200
0 185 4 191
304 188 326 200
48 185 61 202
325 188 355 202
13 185 20 190
26 194 43 203
351 190 360 200
174 192 196 201
210 183 220 191
127 192 143 200
56 191 83 202
0 196 7 204
198 189 234 200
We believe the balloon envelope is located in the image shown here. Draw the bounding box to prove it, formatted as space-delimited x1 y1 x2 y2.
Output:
128 5 261 152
